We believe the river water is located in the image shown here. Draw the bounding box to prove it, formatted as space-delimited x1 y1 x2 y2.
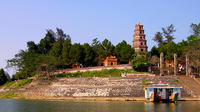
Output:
0 99 200 112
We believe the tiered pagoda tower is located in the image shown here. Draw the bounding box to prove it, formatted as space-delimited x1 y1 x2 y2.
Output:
132 22 148 52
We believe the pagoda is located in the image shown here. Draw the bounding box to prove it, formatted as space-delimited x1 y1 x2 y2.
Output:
132 22 148 52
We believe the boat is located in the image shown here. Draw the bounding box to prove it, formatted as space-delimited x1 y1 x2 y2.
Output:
144 87 182 102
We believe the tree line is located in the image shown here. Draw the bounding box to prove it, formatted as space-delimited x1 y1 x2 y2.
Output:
150 23 200 73
4 22 200 82
7 28 134 80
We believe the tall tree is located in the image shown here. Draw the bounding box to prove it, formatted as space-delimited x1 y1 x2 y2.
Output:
69 43 84 64
0 69 8 85
114 40 134 64
82 43 95 66
91 38 101 66
49 39 63 57
153 32 163 46
38 30 56 54
62 36 72 67
97 39 114 65
190 23 200 36
150 46 159 57
162 24 176 43
56 28 66 41
158 42 178 61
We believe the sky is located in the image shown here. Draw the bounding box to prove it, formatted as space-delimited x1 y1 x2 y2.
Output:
0 0 200 75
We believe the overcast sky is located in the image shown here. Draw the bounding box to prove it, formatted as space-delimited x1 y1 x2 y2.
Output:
0 0 200 75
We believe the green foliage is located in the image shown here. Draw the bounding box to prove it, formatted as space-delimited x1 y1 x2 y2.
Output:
114 40 134 64
82 43 95 66
37 30 56 54
153 32 163 46
62 37 72 67
0 69 8 85
14 79 32 89
162 24 176 43
69 43 84 64
150 46 159 57
153 24 176 46
1 81 15 89
91 38 101 65
158 42 178 61
51 69 137 78
131 57 150 72
0 92 17 99
142 79 150 85
49 39 63 57
97 39 115 65
190 23 200 36
174 79 179 83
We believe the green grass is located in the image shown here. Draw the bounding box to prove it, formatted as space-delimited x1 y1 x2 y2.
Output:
0 92 17 99
51 69 138 78
14 79 32 89
142 79 150 85
174 79 179 83
0 81 15 89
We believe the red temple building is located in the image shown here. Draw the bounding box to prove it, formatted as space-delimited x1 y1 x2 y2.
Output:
103 56 118 66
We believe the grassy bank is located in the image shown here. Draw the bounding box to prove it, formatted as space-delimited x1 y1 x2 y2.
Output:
51 69 139 78
0 79 32 90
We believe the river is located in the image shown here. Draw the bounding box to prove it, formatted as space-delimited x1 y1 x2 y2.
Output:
0 99 200 112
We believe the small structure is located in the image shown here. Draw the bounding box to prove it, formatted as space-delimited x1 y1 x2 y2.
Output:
72 63 81 69
145 87 182 102
103 56 118 66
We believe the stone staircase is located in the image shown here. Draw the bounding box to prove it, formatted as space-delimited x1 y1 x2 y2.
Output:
178 76 200 97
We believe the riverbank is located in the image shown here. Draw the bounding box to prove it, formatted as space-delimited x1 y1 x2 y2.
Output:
1 94 200 101
1 74 200 101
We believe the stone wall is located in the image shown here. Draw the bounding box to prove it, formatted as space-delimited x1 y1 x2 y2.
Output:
23 76 193 98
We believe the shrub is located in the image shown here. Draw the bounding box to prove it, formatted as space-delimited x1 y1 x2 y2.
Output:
14 79 32 89
131 57 150 72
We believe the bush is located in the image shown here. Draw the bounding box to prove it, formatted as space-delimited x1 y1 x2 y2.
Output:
131 57 150 72
142 79 150 85
14 79 32 89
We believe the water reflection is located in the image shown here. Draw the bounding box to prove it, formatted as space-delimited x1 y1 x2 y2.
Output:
0 99 200 112
145 102 182 112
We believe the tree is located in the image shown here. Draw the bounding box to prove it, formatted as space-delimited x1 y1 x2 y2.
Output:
97 39 114 65
150 46 159 57
49 39 63 57
158 42 178 61
82 43 95 66
62 36 72 67
37 30 56 54
0 69 8 85
162 24 176 43
56 28 67 40
69 43 84 64
114 40 134 64
27 41 37 52
131 57 150 72
190 23 200 37
91 38 101 66
153 32 163 46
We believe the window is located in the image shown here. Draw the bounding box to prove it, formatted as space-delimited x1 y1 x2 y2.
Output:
141 42 143 45
141 49 143 51
140 37 142 39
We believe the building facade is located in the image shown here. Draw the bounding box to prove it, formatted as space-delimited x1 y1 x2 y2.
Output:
103 56 118 66
132 22 148 52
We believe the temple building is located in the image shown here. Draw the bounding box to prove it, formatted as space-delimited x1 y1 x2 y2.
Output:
103 56 118 66
132 22 148 52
